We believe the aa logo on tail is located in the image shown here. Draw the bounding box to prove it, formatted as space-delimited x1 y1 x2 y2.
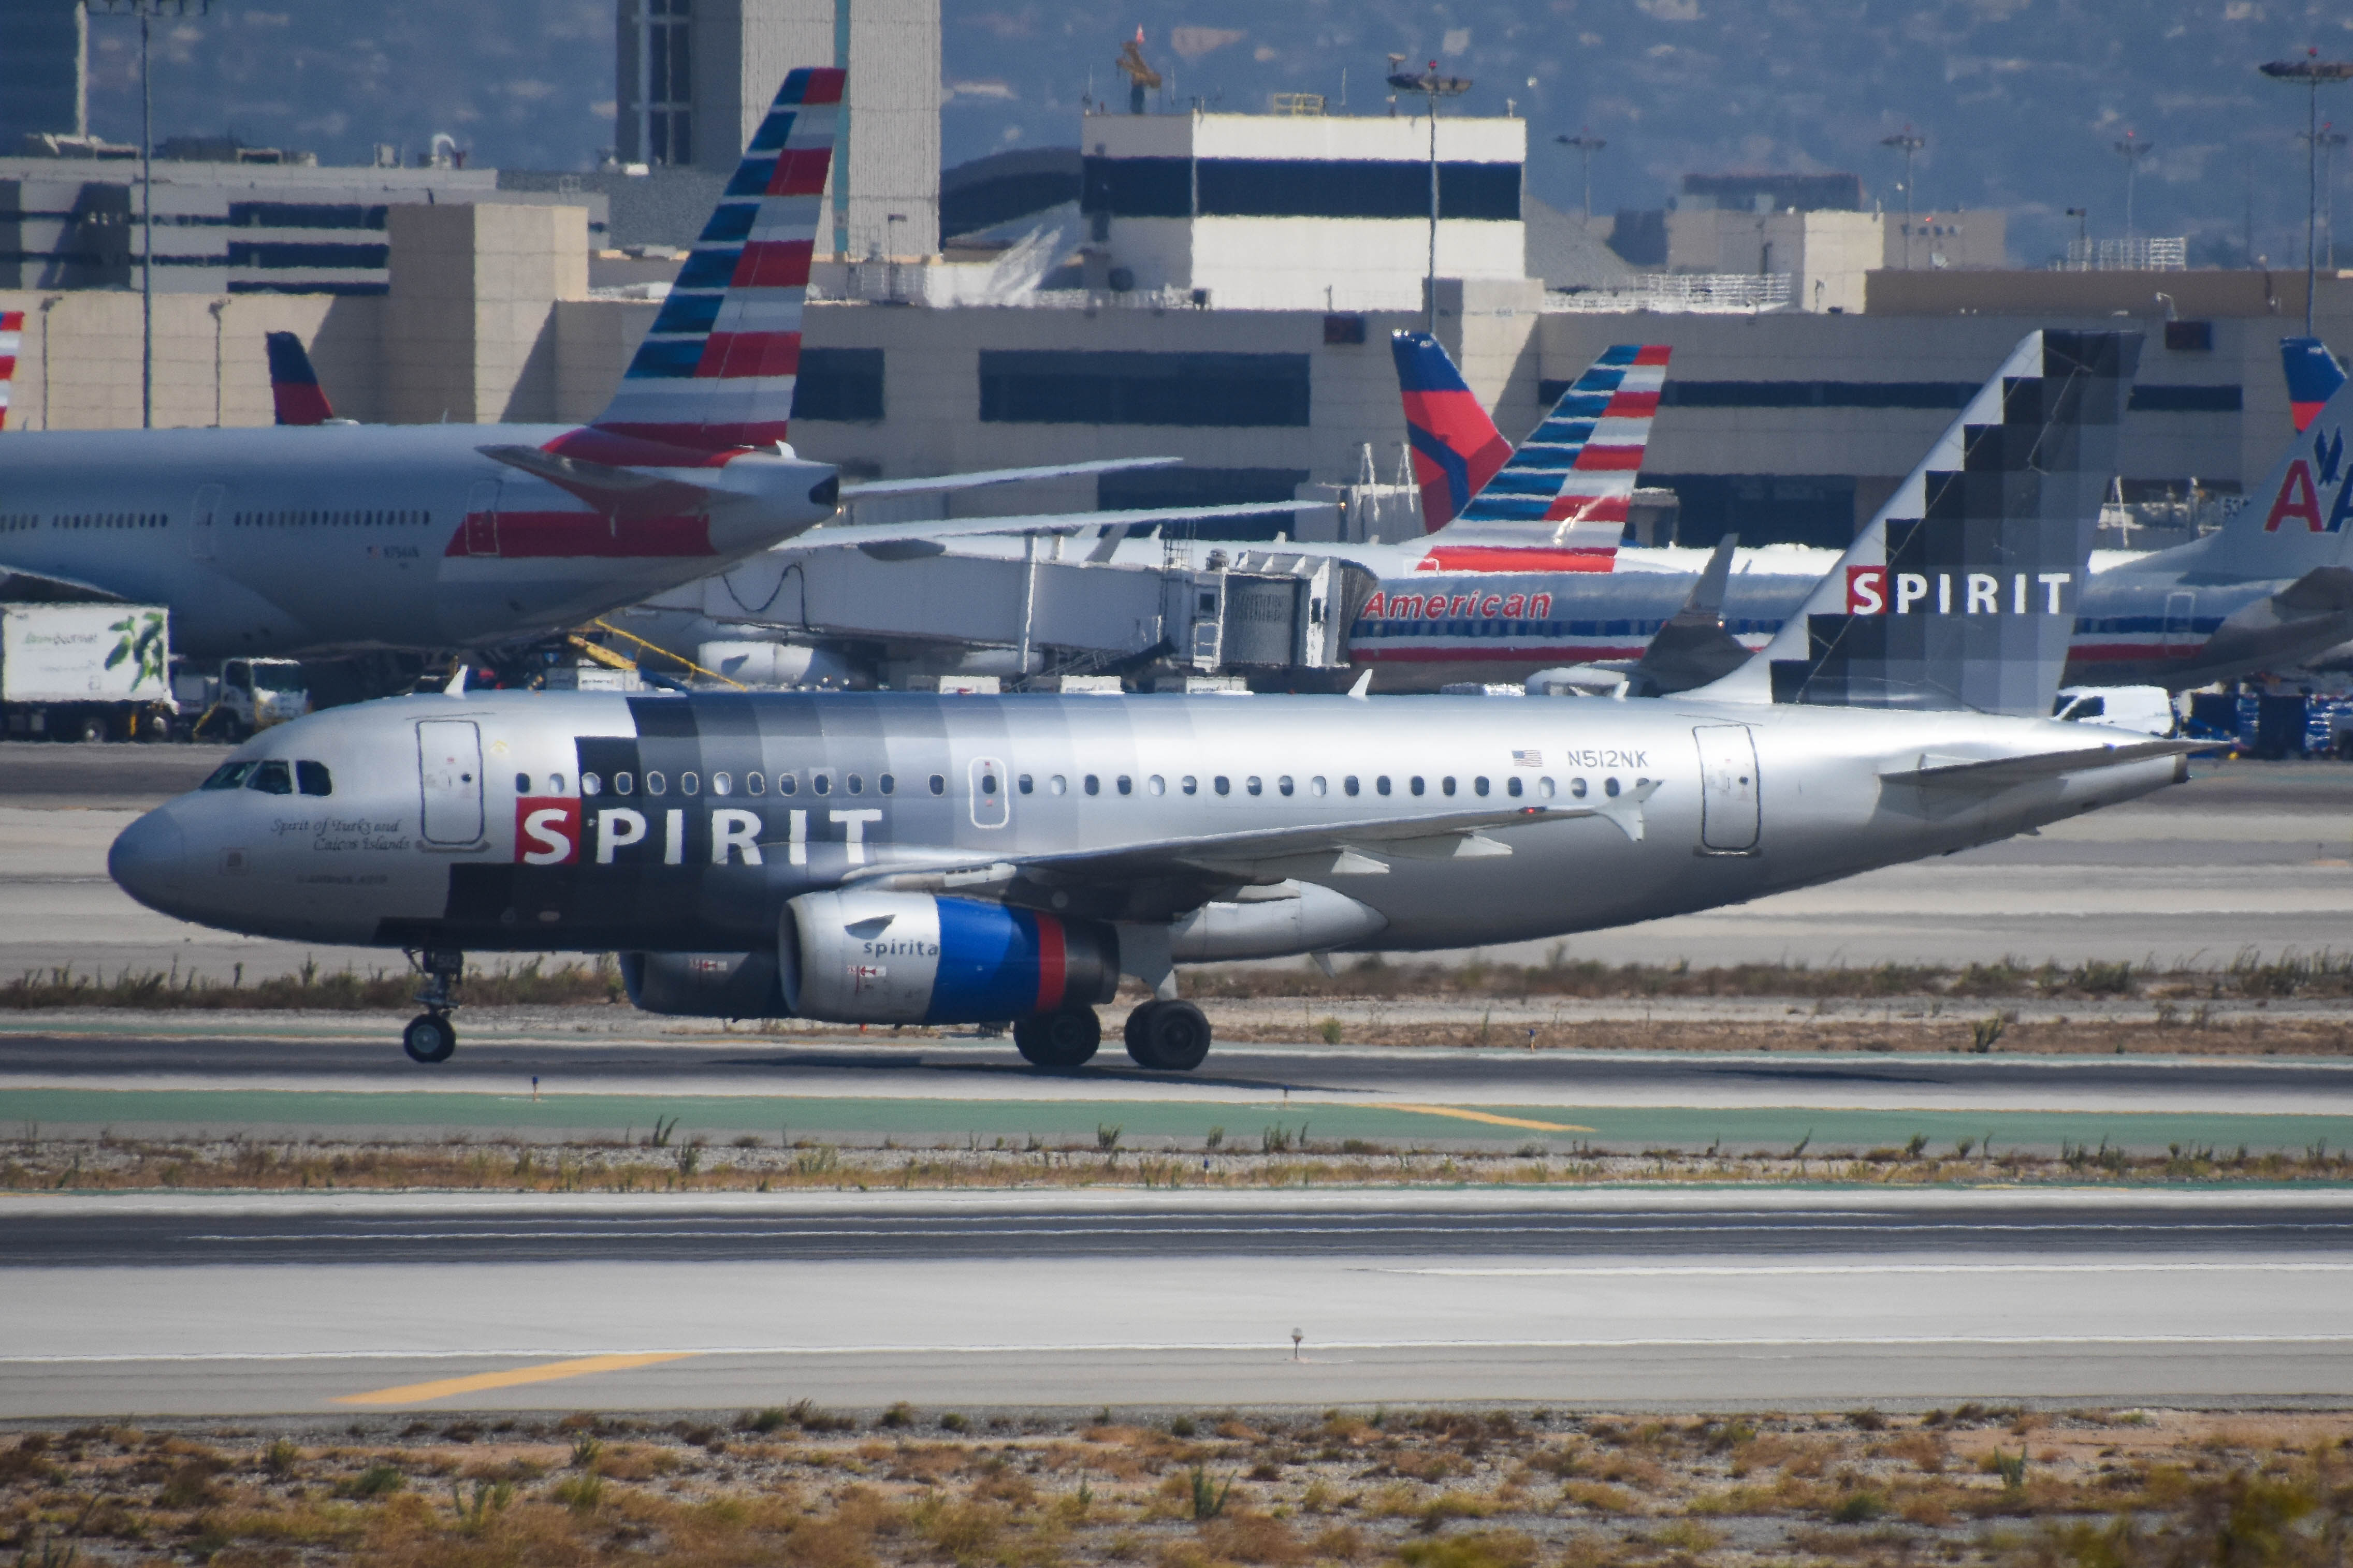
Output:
2264 424 2353 533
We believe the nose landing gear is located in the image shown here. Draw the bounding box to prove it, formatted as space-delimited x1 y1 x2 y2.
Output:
402 947 464 1064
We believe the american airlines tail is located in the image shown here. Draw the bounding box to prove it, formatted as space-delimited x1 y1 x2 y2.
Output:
579 66 843 458
1391 332 1670 569
2285 336 2345 432
264 331 335 426
2161 355 2353 581
1696 330 2140 716
0 310 19 431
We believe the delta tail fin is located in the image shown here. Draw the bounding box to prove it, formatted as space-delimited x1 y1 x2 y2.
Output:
2285 336 2345 432
0 310 19 431
265 331 335 426
1692 330 2139 716
582 65 845 457
1392 331 1513 531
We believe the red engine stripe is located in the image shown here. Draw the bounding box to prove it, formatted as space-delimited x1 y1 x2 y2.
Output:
1034 914 1068 1013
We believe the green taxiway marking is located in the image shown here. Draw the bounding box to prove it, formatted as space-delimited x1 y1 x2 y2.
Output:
2 1088 2351 1154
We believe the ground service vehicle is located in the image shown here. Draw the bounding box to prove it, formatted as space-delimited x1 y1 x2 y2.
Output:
1 603 171 742
171 658 312 739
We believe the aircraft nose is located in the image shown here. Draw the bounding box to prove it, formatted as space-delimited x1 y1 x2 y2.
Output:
108 809 187 915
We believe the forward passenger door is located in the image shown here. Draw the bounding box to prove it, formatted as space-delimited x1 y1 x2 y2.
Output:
1693 724 1760 854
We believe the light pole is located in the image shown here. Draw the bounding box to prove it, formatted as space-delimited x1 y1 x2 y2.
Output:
2312 123 2348 269
2112 130 2153 245
2065 206 2089 266
1879 127 1925 270
2261 49 2353 333
1387 60 1471 335
1556 129 1605 221
84 0 208 430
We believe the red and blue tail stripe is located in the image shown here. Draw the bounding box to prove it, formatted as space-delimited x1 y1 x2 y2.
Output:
2284 336 2346 433
0 310 20 431
1392 331 1514 531
264 331 335 426
587 66 844 455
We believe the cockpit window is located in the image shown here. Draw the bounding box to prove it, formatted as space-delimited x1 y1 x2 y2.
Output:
200 761 255 790
296 760 332 797
245 760 294 795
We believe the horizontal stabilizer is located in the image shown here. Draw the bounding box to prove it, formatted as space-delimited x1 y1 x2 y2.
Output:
2273 563 2353 613
477 444 724 520
1881 738 2196 788
840 457 1180 498
1625 533 1748 697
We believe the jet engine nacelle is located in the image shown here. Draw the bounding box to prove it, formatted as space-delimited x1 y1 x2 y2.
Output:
619 949 792 1018
788 889 1119 1024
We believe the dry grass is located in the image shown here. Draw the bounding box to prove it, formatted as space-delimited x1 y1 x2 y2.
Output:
0 955 620 1011
2 1408 2349 1568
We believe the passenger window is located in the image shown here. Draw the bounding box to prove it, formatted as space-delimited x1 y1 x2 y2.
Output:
711 772 733 796
1571 778 1588 798
1538 777 1555 798
582 772 603 797
1117 775 1132 796
1410 776 1425 796
880 773 895 795
1050 775 1068 795
778 772 797 795
245 760 294 795
645 771 667 795
1310 777 1327 796
1442 778 1457 797
550 773 566 794
1246 776 1262 796
1505 776 1521 798
1017 774 1033 794
296 760 333 797
811 771 832 796
1148 775 1165 795
1605 776 1621 797
746 772 765 796
929 773 947 796
200 761 255 790
615 771 635 795
1278 776 1294 796
1214 776 1230 796
1473 777 1489 797
681 771 701 795
1376 776 1391 796
1084 774 1100 796
846 773 863 795
1182 775 1198 795
514 772 531 793
1344 776 1359 797
983 771 1001 794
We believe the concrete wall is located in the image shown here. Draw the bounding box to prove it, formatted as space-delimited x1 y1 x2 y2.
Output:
384 203 589 424
1882 209 2006 271
1667 208 1884 312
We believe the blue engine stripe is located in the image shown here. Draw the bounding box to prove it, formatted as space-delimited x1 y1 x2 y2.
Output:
924 899 1043 1024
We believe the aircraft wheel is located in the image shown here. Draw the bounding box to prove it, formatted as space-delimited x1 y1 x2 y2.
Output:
1013 1007 1100 1069
74 715 106 744
402 1013 457 1064
1125 1000 1211 1072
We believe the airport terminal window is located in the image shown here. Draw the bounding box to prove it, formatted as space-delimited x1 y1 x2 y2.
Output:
790 348 886 423
245 760 293 796
711 772 732 795
644 771 667 795
746 772 765 795
201 761 254 790
929 773 946 796
297 761 331 797
778 772 796 795
979 350 1311 428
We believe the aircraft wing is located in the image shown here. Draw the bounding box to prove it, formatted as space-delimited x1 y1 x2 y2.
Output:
848 787 1662 921
780 500 1335 552
1881 739 2197 788
839 457 1180 498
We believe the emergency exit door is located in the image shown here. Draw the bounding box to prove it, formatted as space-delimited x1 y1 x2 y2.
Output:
418 720 485 844
1693 724 1760 853
461 479 501 556
188 483 223 560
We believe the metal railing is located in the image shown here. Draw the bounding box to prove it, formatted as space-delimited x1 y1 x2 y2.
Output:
2057 237 2187 272
1546 272 1794 313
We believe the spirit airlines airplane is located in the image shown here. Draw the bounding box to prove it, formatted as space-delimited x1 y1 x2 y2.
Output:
110 330 2194 1074
0 70 1295 662
1338 332 2353 694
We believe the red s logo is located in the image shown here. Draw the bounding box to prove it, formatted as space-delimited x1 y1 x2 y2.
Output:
1844 566 1887 615
515 798 580 864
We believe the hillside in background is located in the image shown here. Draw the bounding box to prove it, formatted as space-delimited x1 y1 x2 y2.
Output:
81 0 2353 270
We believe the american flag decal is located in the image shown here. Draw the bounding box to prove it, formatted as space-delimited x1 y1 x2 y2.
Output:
1512 750 1543 767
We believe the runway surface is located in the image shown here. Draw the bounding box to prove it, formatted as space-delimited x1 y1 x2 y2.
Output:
6 755 2353 980
4 1189 2347 1416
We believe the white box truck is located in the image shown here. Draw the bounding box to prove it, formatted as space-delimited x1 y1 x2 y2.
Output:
1 604 174 742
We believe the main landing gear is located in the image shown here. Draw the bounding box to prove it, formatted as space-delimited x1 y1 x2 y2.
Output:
1012 1007 1101 1069
1124 999 1212 1072
402 947 463 1064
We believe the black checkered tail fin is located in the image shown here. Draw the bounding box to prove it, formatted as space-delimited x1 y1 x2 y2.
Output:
1688 330 2141 716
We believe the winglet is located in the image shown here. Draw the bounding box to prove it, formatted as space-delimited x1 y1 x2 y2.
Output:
443 664 468 697
1347 669 1374 699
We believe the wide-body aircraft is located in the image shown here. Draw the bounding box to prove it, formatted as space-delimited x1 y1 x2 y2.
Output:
0 70 1282 662
111 331 2192 1073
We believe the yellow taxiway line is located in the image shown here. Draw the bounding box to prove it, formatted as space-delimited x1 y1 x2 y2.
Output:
1380 1104 1595 1133
333 1352 696 1406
